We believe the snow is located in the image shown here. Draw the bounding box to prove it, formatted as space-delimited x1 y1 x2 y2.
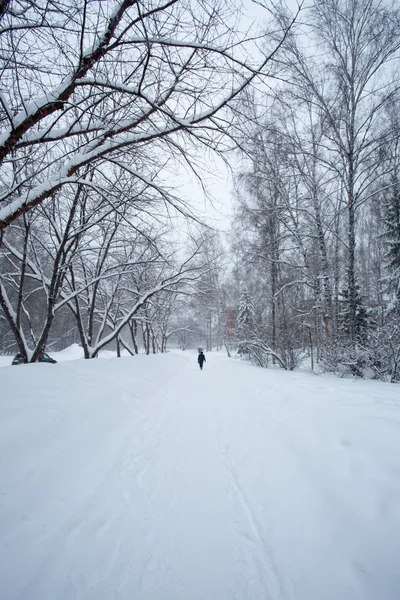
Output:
1 350 400 599
21 120 105 144
0 84 71 146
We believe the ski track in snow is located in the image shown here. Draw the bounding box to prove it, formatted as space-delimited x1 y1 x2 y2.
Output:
1 351 400 599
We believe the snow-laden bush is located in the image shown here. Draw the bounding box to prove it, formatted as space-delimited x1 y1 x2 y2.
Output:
319 328 400 382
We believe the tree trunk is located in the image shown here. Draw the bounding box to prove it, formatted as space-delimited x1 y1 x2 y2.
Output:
116 335 121 357
348 158 357 345
129 321 139 354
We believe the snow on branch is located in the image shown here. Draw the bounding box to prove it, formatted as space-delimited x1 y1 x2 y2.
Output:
0 1 300 229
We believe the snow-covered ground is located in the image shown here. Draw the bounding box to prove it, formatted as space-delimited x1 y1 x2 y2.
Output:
1 350 400 600
0 343 130 368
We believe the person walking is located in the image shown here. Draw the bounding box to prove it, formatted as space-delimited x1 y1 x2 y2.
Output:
197 350 206 370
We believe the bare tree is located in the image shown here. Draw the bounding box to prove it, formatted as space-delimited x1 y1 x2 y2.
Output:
0 0 299 230
67 235 213 358
280 0 400 344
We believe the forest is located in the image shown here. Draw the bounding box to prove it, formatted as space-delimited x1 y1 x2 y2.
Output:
1 0 400 382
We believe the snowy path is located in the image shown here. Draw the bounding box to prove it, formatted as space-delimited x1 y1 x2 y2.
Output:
1 352 400 599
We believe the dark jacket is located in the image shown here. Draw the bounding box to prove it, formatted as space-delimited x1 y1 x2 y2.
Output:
198 352 206 365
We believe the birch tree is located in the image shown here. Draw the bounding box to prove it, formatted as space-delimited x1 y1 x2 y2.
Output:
280 0 400 344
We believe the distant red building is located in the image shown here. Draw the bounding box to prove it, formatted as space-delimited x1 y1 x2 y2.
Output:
225 309 237 341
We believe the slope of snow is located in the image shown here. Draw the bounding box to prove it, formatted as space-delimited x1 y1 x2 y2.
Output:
1 351 400 600
0 343 131 368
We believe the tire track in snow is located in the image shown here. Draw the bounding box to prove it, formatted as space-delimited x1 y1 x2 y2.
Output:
216 436 290 600
118 368 185 495
116 370 191 596
208 369 291 600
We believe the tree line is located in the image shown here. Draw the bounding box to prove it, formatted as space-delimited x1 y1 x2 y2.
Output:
0 0 296 361
2 0 399 383
231 0 400 381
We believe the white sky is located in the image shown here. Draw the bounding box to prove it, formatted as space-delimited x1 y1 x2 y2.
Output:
175 0 304 236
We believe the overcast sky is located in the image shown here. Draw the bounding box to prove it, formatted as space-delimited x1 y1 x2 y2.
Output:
176 0 304 236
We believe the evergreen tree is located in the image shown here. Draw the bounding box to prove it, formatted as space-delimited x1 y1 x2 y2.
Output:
237 288 255 354
338 285 369 343
383 180 400 311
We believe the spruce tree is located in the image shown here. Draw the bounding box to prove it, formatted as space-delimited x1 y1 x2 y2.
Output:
237 288 255 354
383 180 400 311
338 285 369 343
